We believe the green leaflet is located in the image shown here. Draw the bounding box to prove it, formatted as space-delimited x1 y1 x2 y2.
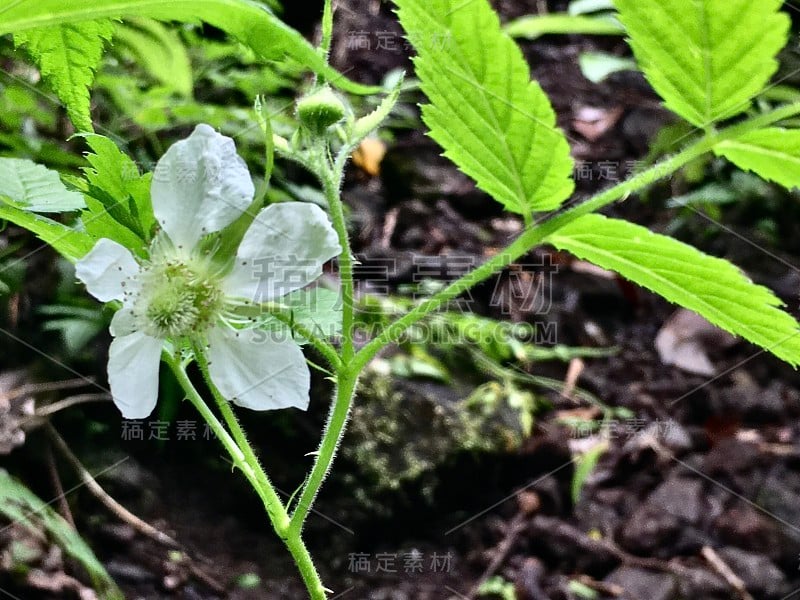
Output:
15 20 114 132
0 470 123 599
505 14 624 40
0 205 94 262
0 158 86 212
714 128 800 190
579 52 637 84
81 134 155 238
571 440 608 504
394 0 574 218
614 0 790 128
1 0 377 96
113 17 193 97
546 214 800 367
351 75 404 144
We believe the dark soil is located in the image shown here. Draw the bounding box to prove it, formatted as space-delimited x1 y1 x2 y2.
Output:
3 1 800 599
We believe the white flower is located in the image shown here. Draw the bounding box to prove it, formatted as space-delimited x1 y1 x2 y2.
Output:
76 124 341 419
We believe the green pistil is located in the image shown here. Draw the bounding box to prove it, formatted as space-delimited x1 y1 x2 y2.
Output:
139 261 223 339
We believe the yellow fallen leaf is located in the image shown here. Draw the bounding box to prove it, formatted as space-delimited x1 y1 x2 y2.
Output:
351 137 387 177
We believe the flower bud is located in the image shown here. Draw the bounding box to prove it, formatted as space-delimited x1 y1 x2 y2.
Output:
296 87 346 134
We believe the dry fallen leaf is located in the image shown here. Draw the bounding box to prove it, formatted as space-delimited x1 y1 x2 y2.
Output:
654 309 737 376
0 370 33 455
351 137 387 177
573 105 624 142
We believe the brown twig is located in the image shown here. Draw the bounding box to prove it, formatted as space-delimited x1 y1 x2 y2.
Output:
573 575 624 597
561 357 584 401
46 424 180 548
701 546 754 600
33 393 111 419
21 394 112 430
45 424 226 595
466 492 540 599
529 515 695 578
45 442 75 528
2 378 96 403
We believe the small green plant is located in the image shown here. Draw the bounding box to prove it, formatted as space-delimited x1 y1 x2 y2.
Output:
478 575 517 600
505 0 623 41
0 470 122 598
2 0 800 598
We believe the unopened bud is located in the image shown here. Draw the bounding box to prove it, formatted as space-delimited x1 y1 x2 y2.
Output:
296 87 346 134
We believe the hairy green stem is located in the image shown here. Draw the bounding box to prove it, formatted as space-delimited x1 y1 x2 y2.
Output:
166 352 327 599
289 368 358 534
288 163 359 536
324 174 356 362
191 343 280 496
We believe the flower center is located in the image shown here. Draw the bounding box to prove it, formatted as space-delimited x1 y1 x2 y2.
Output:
137 260 223 339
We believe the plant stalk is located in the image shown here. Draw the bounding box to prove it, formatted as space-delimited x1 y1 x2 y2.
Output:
351 101 800 371
166 353 327 599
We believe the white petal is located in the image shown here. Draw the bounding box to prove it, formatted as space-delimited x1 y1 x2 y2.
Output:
151 124 255 250
75 239 140 303
109 307 138 337
206 327 310 411
108 331 163 419
223 203 341 303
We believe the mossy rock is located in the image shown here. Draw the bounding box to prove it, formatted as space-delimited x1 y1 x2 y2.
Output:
341 369 530 512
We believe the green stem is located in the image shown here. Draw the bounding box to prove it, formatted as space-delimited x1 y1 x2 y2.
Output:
166 352 327 599
191 343 280 496
319 0 334 59
351 101 800 372
289 160 359 534
323 174 356 362
289 368 357 534
165 352 249 477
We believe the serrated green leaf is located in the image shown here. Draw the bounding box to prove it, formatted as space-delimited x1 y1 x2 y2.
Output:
81 195 149 256
113 17 193 97
0 205 94 262
15 20 114 132
395 0 574 218
505 14 624 40
0 158 85 213
0 470 123 599
546 214 800 367
80 134 155 238
614 0 790 128
1 0 377 96
714 128 800 190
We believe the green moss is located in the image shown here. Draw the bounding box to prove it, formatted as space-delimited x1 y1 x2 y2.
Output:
342 370 529 509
